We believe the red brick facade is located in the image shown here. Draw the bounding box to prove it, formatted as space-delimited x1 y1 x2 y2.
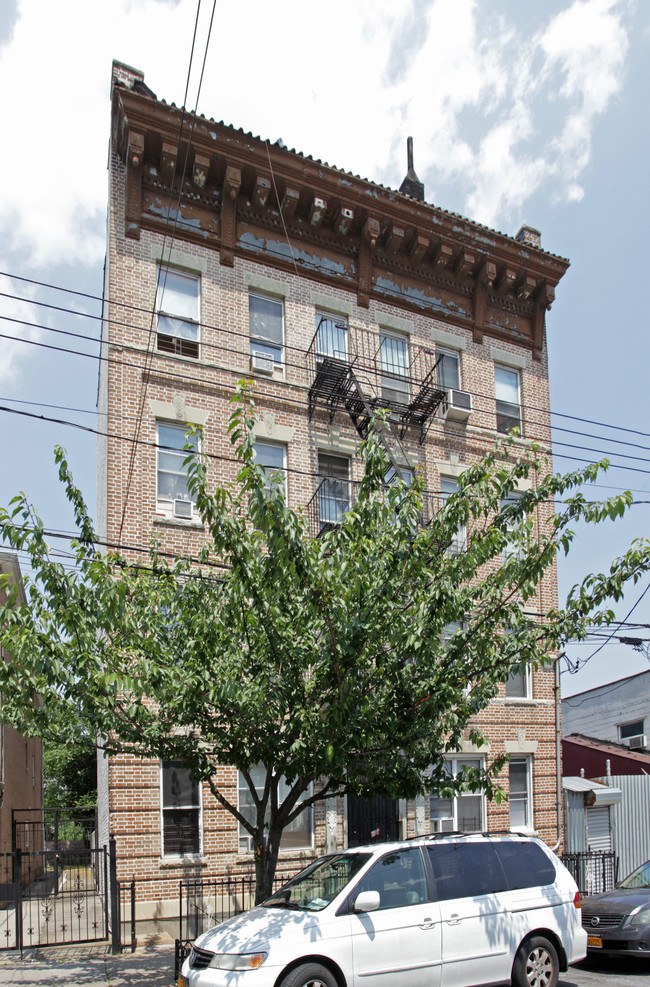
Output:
98 60 569 930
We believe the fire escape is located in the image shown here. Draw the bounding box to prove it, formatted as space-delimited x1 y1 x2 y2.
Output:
306 317 446 533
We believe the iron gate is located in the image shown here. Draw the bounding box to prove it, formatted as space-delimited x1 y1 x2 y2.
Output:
0 846 109 951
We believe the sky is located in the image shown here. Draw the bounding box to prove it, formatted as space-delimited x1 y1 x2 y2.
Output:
0 0 648 699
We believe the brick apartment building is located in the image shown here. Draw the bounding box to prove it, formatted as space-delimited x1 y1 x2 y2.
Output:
97 60 570 930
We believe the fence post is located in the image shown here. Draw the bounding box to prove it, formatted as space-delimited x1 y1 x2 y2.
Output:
109 836 121 953
15 849 23 954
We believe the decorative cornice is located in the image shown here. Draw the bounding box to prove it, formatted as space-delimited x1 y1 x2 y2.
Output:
112 84 570 353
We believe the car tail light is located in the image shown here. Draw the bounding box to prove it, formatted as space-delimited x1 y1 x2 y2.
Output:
574 891 581 909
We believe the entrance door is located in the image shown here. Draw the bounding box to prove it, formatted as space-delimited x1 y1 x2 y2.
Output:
347 795 400 847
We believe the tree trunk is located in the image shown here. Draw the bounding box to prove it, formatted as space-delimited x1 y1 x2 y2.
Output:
253 826 282 904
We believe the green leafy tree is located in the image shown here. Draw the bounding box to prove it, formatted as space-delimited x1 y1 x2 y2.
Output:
43 737 97 808
1 385 648 901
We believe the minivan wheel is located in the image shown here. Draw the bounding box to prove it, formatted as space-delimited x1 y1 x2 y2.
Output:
511 935 559 987
280 962 339 987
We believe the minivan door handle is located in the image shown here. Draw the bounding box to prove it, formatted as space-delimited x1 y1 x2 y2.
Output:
446 913 461 926
419 917 436 930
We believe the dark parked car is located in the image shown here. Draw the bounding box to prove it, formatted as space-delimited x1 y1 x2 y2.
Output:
581 859 650 957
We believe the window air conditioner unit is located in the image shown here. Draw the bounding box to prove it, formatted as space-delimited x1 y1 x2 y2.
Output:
174 499 193 520
442 389 472 422
250 351 274 375
628 735 647 749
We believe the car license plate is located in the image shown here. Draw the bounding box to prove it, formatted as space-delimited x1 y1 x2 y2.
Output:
587 935 603 948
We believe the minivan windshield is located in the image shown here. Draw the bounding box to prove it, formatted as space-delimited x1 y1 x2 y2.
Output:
263 853 371 911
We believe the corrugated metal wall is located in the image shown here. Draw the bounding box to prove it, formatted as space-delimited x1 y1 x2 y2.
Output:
565 791 587 852
599 774 650 878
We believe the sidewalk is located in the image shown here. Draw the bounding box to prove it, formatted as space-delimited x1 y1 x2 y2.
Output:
0 941 176 986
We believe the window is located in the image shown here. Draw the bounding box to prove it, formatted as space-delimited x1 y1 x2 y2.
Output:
618 720 645 743
353 848 428 909
253 440 287 497
495 841 555 889
380 331 410 404
315 311 347 361
505 666 531 699
501 491 524 559
318 453 350 526
509 757 532 830
156 267 200 359
249 293 284 369
437 348 461 390
427 842 506 900
495 365 521 434
238 766 313 852
156 422 198 517
429 757 485 833
440 477 466 554
161 760 201 856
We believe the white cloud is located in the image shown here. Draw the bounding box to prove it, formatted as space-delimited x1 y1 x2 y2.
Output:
0 0 633 270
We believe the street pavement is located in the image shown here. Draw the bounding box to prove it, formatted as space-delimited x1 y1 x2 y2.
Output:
0 942 176 986
0 944 649 987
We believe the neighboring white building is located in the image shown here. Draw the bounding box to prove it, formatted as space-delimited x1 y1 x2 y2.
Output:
562 669 650 750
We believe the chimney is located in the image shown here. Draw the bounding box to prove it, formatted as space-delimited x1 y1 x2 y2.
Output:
515 225 542 249
399 137 425 202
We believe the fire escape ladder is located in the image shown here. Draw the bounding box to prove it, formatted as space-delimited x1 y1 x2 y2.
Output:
344 366 406 481
398 361 447 444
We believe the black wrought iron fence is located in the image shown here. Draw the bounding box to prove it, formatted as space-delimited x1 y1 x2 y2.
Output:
175 870 298 979
560 850 618 895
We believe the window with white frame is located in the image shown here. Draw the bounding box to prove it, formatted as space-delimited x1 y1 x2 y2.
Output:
380 331 410 404
495 365 521 434
156 267 200 359
618 720 645 744
509 756 532 830
238 766 313 852
505 666 532 699
318 452 350 526
437 348 461 390
501 490 525 559
161 760 201 856
440 477 466 554
429 757 485 833
156 422 198 518
249 293 284 371
252 440 287 496
315 310 347 361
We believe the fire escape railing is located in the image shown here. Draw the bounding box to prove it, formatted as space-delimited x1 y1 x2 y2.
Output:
306 322 446 447
306 481 454 539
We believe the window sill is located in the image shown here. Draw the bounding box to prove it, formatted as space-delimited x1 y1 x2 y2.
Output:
160 855 208 869
153 513 204 531
502 697 536 706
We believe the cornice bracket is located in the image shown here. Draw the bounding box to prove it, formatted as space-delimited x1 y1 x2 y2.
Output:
532 281 553 357
281 187 300 221
473 259 488 344
358 216 380 308
253 175 271 209
126 131 144 239
160 141 177 184
220 165 241 267
193 153 210 189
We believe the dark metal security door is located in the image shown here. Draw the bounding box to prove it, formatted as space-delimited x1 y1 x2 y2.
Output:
347 795 399 847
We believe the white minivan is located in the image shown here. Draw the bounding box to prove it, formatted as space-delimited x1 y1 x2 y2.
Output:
179 834 587 987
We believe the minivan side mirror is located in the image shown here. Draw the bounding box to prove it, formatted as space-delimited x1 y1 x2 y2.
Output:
353 890 380 913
